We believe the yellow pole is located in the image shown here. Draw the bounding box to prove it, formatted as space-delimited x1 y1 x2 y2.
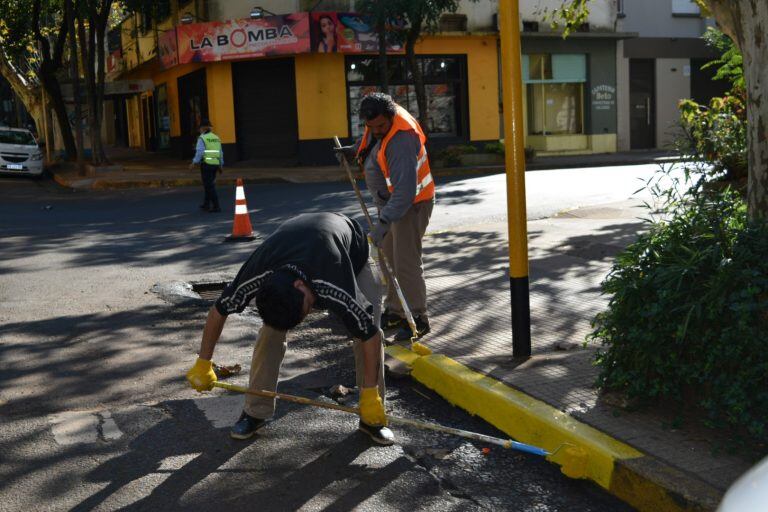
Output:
498 0 531 357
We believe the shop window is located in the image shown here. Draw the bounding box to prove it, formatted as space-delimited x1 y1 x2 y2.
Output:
345 55 467 139
523 53 586 135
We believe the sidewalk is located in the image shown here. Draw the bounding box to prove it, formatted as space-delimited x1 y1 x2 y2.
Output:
388 199 751 512
48 149 680 190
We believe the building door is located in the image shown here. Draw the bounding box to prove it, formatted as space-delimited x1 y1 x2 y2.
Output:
233 58 299 165
177 69 208 158
629 59 655 149
113 97 129 147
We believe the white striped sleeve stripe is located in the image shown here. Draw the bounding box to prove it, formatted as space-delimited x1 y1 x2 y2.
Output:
217 270 272 314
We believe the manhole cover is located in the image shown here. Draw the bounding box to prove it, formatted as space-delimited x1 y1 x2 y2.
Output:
192 281 228 300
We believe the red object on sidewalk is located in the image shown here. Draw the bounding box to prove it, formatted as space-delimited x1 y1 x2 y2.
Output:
225 178 256 242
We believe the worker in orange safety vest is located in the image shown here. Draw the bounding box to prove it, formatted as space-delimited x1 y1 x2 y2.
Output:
336 92 435 342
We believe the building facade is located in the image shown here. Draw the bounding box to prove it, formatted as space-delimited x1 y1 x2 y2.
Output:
517 0 632 155
110 0 723 163
0 78 33 131
615 0 727 150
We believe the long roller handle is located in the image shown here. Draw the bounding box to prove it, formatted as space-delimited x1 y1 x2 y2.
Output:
333 136 419 341
212 381 548 455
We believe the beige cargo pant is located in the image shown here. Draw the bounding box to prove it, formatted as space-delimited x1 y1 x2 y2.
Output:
382 199 434 317
244 260 385 419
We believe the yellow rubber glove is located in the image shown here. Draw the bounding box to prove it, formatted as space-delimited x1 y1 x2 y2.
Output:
186 357 217 392
359 386 387 426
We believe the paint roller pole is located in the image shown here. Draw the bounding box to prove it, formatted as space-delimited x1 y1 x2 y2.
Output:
332 136 420 344
499 0 531 358
212 381 548 456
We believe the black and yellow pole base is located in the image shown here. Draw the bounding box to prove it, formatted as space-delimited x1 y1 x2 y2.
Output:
510 276 532 358
499 0 532 358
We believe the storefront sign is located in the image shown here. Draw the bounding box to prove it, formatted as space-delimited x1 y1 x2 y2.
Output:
159 28 179 69
176 13 311 63
311 12 403 53
591 85 616 111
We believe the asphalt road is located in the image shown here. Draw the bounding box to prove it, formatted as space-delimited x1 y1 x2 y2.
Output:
0 167 659 511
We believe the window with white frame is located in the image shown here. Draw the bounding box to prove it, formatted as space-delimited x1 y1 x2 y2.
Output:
523 54 586 136
672 0 700 15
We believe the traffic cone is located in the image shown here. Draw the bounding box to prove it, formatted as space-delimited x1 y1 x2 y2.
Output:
225 178 256 242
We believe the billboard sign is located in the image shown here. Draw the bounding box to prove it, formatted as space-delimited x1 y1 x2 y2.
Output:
158 28 179 69
310 12 403 54
176 13 311 64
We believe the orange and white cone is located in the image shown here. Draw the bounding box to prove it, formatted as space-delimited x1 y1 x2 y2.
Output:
225 178 256 242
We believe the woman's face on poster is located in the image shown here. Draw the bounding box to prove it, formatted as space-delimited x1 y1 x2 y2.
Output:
320 17 335 37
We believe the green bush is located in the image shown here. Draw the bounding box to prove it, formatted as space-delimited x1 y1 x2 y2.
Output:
590 170 768 444
483 141 505 155
435 144 477 167
678 95 747 181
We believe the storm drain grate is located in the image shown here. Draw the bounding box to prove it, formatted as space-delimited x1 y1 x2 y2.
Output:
192 282 228 301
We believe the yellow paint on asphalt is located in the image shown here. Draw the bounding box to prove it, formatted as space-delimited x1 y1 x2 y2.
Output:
384 347 643 490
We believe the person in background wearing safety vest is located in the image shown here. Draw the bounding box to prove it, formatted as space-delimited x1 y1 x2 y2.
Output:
189 119 224 213
335 92 435 343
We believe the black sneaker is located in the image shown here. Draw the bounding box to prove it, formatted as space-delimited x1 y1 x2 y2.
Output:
358 420 395 446
209 206 222 213
199 203 210 211
381 310 407 330
230 411 267 440
393 315 430 342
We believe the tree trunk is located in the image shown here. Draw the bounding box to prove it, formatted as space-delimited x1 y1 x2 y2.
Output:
739 2 768 220
707 0 768 219
94 4 109 164
405 21 428 131
39 68 78 158
0 54 42 126
67 0 85 173
78 15 97 165
31 0 77 158
377 17 389 94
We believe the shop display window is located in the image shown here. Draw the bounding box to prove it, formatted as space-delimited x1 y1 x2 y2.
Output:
346 55 467 139
523 53 586 135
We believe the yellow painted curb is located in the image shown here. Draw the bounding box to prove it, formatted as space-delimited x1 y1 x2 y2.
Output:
385 346 642 491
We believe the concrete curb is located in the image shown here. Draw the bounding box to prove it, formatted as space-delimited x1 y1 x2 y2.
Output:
50 173 294 190
384 345 723 512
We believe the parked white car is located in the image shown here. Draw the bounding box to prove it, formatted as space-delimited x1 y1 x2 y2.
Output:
0 127 44 176
718 455 768 511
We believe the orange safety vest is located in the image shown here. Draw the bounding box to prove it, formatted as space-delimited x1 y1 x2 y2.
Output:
356 105 435 204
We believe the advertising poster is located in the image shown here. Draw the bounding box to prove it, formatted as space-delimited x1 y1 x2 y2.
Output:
158 28 178 69
176 13 311 64
310 12 403 54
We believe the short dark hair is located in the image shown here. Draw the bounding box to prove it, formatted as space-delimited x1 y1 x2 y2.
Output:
359 92 397 121
255 270 305 330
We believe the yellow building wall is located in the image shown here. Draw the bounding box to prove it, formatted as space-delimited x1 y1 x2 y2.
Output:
294 53 349 140
205 62 237 144
416 35 501 141
126 95 142 148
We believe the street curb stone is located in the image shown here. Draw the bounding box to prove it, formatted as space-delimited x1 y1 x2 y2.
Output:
385 345 723 512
